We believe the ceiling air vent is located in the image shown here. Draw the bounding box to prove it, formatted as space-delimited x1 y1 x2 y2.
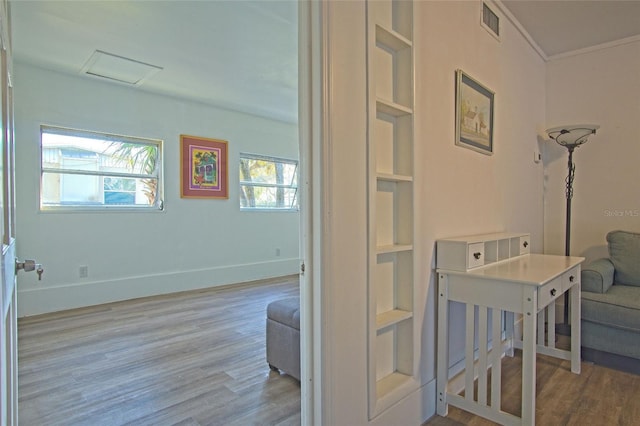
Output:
81 50 163 86
481 2 500 41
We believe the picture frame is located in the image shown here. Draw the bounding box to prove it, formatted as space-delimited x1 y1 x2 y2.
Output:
180 134 229 199
455 69 494 155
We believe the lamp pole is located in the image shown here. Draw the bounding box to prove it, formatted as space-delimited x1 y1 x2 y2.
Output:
562 145 576 327
565 145 575 258
546 124 599 336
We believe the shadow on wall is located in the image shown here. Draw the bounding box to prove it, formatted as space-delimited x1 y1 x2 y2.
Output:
539 134 566 199
582 244 608 264
539 133 567 166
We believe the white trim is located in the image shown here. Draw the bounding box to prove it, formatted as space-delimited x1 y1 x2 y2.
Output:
547 34 640 61
17 258 299 317
239 152 298 164
369 379 437 425
316 0 331 423
39 125 164 211
239 152 299 211
298 0 314 424
492 0 547 61
494 0 640 62
298 0 327 424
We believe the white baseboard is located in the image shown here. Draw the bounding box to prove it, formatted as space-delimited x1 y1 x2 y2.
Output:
18 258 300 317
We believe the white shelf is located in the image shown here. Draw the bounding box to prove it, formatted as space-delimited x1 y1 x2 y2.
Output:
376 98 412 116
376 371 412 398
377 172 413 182
376 309 413 330
376 244 413 255
373 371 416 418
375 24 412 51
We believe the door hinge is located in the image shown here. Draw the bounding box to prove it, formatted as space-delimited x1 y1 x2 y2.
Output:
300 262 306 274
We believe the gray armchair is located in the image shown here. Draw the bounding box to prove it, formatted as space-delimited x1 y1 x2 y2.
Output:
581 230 640 371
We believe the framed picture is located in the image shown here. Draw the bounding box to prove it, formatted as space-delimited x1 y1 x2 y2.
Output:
455 69 494 155
180 134 229 199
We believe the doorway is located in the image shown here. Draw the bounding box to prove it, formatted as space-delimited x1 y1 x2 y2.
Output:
10 2 319 418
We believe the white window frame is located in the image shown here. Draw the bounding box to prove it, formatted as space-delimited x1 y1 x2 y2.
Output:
39 125 164 212
239 153 299 211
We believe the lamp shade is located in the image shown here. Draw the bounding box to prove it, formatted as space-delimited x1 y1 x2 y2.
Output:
546 124 599 148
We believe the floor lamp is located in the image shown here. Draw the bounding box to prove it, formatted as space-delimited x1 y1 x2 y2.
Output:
546 124 599 335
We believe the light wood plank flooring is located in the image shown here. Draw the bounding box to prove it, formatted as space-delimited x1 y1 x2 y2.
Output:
18 276 301 426
424 342 640 426
22 278 640 426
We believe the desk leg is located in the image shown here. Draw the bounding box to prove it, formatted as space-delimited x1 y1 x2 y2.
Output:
570 281 581 374
437 274 449 416
522 290 537 426
491 309 502 410
506 311 515 357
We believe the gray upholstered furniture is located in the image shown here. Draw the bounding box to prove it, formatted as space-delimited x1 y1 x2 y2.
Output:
581 230 640 371
266 297 300 380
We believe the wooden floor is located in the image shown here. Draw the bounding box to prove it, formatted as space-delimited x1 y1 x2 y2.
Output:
424 340 640 426
18 276 301 426
21 278 640 426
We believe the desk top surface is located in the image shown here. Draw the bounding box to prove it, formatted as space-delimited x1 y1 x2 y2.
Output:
438 253 585 286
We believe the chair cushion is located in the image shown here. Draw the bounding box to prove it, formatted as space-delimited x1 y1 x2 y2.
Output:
607 230 640 287
266 297 300 330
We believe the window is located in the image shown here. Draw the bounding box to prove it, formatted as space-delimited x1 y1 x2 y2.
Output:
239 154 298 210
40 126 163 211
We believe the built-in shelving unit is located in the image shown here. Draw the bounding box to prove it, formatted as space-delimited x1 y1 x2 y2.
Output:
366 0 417 418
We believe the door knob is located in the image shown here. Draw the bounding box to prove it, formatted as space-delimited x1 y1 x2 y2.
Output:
16 259 44 280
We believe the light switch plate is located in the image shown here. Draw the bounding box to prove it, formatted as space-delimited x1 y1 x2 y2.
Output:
534 149 542 163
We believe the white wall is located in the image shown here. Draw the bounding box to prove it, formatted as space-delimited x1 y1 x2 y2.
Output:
321 3 369 424
545 39 640 262
15 63 300 316
417 0 546 378
324 1 546 424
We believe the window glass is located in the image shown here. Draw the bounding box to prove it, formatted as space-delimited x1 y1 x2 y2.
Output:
40 126 163 211
239 154 298 210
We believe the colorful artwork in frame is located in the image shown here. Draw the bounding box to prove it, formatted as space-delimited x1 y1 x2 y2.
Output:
180 134 228 199
455 69 494 155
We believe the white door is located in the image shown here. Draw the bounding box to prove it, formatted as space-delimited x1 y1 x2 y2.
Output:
0 0 18 423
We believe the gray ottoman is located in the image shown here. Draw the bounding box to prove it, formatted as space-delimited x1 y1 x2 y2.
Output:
266 297 300 380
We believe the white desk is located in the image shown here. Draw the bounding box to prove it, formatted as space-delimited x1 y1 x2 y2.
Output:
437 253 584 426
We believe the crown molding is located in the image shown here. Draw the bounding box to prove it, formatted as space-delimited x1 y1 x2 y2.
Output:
492 0 548 61
547 34 640 61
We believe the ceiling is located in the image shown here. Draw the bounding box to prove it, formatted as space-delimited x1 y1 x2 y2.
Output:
502 0 640 57
9 1 640 124
10 1 298 123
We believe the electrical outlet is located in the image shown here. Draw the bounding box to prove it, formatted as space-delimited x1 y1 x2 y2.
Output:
79 265 88 278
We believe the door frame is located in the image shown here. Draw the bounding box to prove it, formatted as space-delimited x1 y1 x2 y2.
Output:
299 1 328 424
0 0 18 422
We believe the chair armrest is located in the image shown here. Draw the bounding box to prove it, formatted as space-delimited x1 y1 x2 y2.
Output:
581 258 615 293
